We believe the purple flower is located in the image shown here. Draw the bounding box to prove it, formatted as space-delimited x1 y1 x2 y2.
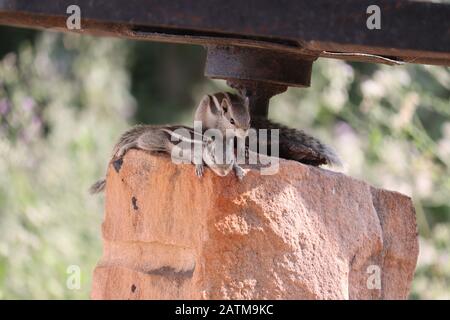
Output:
0 98 11 115
22 97 36 112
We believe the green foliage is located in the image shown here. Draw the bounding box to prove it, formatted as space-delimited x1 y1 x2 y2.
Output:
0 32 134 298
0 28 449 299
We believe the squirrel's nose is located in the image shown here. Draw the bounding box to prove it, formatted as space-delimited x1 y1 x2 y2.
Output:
238 128 249 138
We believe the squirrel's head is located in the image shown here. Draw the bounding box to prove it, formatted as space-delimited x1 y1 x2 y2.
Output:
202 137 234 176
212 92 250 139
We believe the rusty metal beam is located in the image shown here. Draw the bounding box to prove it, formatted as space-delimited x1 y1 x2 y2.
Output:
0 0 449 67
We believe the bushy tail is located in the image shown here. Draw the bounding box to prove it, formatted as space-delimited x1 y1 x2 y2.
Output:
89 179 106 194
318 143 342 167
284 128 343 167
252 116 343 167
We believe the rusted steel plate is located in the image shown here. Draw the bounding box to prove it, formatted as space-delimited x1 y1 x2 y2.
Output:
0 0 449 66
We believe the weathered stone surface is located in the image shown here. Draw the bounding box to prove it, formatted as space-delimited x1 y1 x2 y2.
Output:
91 150 419 300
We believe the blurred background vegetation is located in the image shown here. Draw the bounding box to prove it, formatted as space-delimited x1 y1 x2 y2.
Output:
0 26 448 299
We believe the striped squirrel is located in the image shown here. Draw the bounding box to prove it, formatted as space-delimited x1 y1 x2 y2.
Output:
90 92 340 193
89 124 245 194
195 92 251 141
196 92 342 167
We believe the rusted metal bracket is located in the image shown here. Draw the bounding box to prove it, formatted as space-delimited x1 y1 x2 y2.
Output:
205 46 316 117
1 0 449 118
205 46 316 88
226 80 287 118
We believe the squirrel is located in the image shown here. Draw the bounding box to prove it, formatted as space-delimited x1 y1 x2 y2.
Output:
90 92 340 194
89 124 245 194
194 92 250 174
195 92 342 167
195 92 251 141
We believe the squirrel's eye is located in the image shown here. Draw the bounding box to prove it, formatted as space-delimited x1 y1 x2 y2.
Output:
230 118 235 125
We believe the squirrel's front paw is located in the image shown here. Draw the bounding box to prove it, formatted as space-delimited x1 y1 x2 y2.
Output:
195 164 204 178
234 165 246 181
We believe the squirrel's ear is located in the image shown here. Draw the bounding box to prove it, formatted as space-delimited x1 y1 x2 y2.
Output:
198 95 210 109
244 96 250 109
221 99 229 114
196 95 214 117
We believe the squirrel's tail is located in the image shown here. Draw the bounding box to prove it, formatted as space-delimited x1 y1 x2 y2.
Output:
89 179 106 194
286 128 343 167
252 117 343 167
315 142 342 167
